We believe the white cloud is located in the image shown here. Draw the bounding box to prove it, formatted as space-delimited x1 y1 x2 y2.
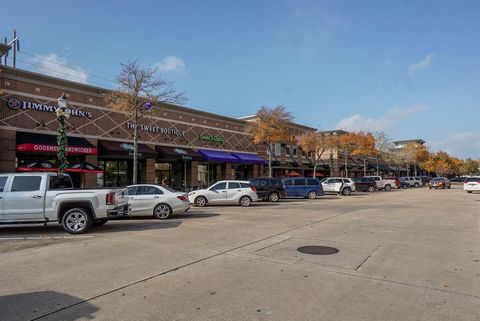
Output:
335 104 428 132
431 132 480 159
408 53 435 75
28 53 89 84
154 56 187 74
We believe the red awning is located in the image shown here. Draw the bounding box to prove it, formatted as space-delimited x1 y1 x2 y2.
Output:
287 170 301 177
16 132 97 155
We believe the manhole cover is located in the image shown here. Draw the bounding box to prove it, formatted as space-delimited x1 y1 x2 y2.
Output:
297 246 339 255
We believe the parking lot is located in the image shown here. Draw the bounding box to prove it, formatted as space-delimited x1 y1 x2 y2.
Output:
1 187 479 321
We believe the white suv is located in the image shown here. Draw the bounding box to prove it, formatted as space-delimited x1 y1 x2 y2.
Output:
321 177 355 196
464 177 480 193
400 176 422 188
188 180 259 207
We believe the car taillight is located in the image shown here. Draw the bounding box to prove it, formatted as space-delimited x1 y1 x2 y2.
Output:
106 192 115 205
250 185 257 192
177 195 188 202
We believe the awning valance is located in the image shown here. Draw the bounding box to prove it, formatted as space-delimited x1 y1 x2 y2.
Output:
16 132 97 155
98 141 157 158
198 149 239 163
231 152 265 164
156 146 202 161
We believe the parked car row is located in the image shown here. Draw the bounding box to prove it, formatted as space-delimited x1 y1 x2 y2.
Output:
1 172 475 235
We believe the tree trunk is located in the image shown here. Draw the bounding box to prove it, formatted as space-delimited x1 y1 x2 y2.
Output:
344 149 348 178
329 150 334 177
313 164 317 178
363 156 367 176
268 142 273 178
132 108 139 185
376 157 379 176
414 162 417 176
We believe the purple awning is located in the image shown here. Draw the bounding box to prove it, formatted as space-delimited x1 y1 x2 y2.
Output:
231 152 265 164
198 149 239 163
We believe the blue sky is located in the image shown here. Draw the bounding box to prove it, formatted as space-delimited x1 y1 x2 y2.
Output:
1 0 479 158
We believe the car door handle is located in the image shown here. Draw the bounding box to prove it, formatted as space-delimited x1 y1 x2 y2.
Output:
222 191 227 193
154 196 160 199
31 195 42 199
129 196 135 200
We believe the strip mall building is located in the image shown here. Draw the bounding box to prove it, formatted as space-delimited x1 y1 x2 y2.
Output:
0 66 326 189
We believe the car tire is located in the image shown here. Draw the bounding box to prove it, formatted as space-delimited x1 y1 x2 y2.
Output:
195 196 207 207
240 196 252 207
62 208 92 234
341 187 351 196
93 218 108 226
414 183 419 188
268 192 280 202
307 191 317 199
467 191 473 193
447 185 451 189
367 185 375 193
384 184 391 191
154 203 172 219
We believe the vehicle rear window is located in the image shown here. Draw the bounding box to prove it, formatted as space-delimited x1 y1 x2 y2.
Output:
49 175 73 190
11 176 42 192
283 179 292 186
127 186 137 195
0 176 7 192
465 177 480 182
228 182 241 189
307 179 319 186
240 183 251 188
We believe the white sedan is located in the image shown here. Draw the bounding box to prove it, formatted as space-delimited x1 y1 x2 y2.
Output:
188 180 258 207
127 185 190 219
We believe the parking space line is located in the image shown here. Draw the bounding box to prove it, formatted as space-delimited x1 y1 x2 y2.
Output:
0 236 94 240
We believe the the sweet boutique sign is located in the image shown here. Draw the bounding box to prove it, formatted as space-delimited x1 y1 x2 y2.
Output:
126 122 186 137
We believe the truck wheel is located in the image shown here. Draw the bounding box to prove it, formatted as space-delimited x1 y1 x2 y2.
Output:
384 184 391 191
367 186 375 193
62 208 92 234
93 219 108 226
195 196 207 207
342 187 351 196
239 196 252 207
154 204 172 219
268 192 280 202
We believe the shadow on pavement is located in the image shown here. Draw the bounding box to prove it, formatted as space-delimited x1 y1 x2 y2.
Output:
171 212 221 219
0 290 98 321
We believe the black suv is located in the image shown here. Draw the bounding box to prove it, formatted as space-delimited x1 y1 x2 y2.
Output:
249 178 286 202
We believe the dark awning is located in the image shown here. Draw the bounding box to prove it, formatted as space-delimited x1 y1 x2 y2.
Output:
98 140 157 158
156 146 202 161
16 132 97 155
198 149 239 163
231 152 265 164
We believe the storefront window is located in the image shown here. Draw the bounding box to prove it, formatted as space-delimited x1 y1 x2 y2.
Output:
99 160 130 187
234 165 250 180
155 162 184 190
197 163 221 188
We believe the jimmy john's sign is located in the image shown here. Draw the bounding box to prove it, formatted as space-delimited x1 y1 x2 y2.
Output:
6 98 93 118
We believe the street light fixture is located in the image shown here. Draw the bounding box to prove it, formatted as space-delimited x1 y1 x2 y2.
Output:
56 93 71 173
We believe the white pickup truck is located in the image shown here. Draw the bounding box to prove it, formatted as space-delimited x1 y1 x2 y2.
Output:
0 173 129 234
364 176 396 191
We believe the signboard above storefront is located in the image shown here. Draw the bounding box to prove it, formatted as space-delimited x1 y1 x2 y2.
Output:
126 122 186 137
6 98 93 118
199 134 224 144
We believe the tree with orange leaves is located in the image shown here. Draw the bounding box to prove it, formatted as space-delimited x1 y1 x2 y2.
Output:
336 132 361 177
352 131 377 176
246 105 293 177
298 131 330 178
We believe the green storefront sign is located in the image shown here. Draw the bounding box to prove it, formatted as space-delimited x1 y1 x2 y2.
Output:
199 134 224 144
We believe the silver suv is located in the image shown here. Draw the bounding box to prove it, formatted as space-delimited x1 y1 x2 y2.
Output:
400 176 422 188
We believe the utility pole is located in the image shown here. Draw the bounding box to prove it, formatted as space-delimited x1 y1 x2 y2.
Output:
12 30 17 68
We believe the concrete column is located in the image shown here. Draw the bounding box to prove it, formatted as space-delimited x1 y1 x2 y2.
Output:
83 154 98 187
186 161 199 189
144 158 156 184
222 163 234 180
0 129 16 173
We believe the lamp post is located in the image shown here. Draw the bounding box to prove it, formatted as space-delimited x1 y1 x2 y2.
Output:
56 93 70 173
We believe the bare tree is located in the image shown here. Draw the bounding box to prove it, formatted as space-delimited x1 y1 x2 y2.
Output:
106 61 185 184
374 131 394 175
